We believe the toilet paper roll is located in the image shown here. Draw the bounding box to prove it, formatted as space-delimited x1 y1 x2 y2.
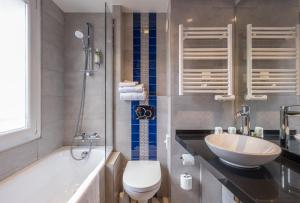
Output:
180 173 192 191
181 154 195 166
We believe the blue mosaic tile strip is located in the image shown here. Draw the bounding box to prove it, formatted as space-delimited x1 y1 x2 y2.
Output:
148 13 157 160
131 13 141 160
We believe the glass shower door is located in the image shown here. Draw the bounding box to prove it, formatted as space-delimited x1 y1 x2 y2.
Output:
105 3 114 160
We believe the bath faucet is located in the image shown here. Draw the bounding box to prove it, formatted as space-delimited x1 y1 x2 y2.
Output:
280 105 300 148
75 132 100 142
235 105 251 136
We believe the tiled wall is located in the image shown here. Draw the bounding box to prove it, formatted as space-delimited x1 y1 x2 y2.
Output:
0 0 65 181
113 7 169 197
40 0 65 158
131 13 141 160
63 13 106 145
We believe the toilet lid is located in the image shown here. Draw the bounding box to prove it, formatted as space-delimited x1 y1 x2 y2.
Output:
123 161 161 192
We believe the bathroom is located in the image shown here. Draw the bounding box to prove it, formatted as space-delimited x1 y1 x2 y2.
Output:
1 0 300 202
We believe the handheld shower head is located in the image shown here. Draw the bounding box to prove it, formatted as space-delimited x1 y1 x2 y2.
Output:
75 30 84 39
75 30 86 49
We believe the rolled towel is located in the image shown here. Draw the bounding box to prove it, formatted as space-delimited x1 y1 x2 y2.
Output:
119 80 138 87
120 91 147 101
119 84 144 93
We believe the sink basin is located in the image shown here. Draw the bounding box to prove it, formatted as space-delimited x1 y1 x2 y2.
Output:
205 134 282 168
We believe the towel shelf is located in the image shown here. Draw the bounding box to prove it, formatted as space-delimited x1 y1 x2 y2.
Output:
179 24 235 101
245 24 300 100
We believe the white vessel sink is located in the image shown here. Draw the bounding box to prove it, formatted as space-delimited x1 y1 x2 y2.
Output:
205 133 282 168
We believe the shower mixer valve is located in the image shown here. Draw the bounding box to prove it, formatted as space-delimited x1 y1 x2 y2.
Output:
75 132 101 142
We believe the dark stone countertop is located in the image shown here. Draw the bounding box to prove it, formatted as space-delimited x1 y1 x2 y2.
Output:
176 130 300 203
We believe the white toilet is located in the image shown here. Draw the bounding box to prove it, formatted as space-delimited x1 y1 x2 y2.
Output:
123 160 161 203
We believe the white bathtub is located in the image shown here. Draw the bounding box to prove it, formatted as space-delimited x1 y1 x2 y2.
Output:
0 146 111 203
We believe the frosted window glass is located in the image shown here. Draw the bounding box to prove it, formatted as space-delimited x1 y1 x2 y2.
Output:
0 0 28 133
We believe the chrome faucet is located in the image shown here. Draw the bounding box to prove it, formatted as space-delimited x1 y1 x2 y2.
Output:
235 105 251 136
280 105 300 148
75 132 101 142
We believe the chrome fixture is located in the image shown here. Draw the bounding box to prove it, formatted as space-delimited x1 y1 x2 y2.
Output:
74 132 101 142
74 23 101 76
71 22 100 160
75 22 94 76
75 30 84 40
235 105 251 136
280 105 300 148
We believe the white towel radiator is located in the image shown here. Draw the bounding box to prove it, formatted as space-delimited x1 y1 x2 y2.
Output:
178 24 235 101
245 24 300 100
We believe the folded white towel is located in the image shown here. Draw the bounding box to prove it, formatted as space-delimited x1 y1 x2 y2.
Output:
120 91 147 101
119 84 144 93
119 80 138 87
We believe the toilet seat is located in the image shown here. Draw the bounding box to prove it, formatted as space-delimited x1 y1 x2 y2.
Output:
123 160 161 193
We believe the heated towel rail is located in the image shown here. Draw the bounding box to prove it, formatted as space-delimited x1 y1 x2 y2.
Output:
178 24 235 101
245 24 300 100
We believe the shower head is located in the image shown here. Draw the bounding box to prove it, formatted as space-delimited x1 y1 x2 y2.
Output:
75 30 84 39
75 23 93 50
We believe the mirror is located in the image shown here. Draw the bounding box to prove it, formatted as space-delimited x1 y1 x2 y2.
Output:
235 0 300 156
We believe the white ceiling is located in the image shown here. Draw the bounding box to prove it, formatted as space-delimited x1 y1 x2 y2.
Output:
52 0 106 13
52 0 169 13
108 0 169 13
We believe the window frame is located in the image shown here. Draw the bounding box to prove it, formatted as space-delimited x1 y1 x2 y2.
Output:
0 0 41 152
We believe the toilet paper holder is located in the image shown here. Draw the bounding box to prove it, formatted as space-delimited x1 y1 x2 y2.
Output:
180 154 195 166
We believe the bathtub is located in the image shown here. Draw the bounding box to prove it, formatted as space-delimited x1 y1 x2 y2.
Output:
0 146 111 203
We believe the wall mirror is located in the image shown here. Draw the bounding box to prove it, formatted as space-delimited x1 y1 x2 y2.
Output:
235 0 300 156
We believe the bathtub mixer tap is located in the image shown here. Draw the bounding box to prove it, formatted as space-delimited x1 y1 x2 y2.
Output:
75 132 101 142
71 132 100 160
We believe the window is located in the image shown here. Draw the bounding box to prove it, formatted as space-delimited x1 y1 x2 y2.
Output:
0 0 28 133
0 0 41 151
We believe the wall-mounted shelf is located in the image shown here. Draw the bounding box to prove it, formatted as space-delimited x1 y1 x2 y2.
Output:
245 24 300 100
179 24 235 101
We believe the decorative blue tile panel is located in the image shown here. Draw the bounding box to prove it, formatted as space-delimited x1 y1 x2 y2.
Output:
148 69 156 76
148 132 157 144
149 46 156 54
133 13 141 84
131 100 140 160
131 141 140 160
131 125 140 134
131 13 157 161
149 38 157 46
149 149 157 160
131 13 141 160
148 13 157 160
